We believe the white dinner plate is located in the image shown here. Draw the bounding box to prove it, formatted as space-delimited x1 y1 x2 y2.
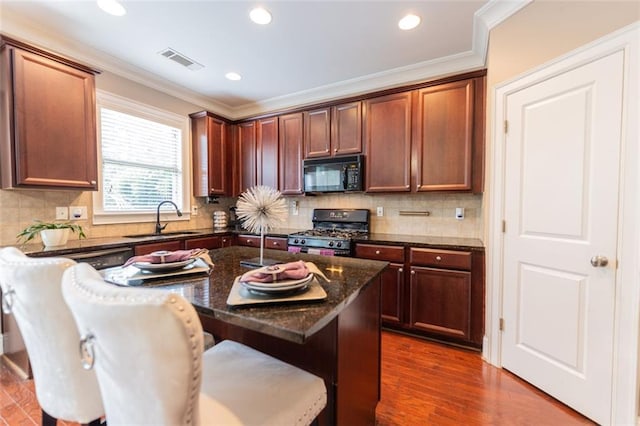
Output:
240 274 313 294
132 258 196 272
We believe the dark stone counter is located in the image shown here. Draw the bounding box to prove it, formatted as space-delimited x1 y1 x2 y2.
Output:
355 233 484 251
135 246 387 344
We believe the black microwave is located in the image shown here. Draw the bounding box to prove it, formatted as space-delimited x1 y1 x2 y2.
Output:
303 155 364 193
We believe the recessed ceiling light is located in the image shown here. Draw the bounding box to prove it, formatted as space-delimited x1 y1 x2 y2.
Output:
398 14 421 30
96 0 126 16
225 72 242 81
250 7 272 25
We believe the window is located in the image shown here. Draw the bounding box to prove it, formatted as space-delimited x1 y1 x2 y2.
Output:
93 91 190 224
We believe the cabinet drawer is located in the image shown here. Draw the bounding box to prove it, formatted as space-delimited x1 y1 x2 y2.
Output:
409 248 471 270
134 240 183 256
355 244 405 262
237 235 261 247
184 236 222 250
265 236 287 251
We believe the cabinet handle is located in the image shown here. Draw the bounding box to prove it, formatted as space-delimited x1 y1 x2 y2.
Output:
435 255 442 261
90 180 96 185
410 270 416 275
375 250 381 255
334 148 338 152
273 241 279 246
247 239 252 244
398 268 403 273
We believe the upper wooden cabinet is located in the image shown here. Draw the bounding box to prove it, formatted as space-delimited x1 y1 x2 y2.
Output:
363 92 412 192
236 121 258 194
278 112 304 195
0 37 99 190
190 111 229 196
257 117 279 189
303 101 362 159
363 74 485 194
413 77 485 193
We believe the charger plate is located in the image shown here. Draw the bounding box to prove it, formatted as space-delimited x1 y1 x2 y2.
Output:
227 276 327 307
102 258 210 286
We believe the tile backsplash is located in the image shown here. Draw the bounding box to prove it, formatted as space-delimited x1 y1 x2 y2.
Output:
0 189 482 247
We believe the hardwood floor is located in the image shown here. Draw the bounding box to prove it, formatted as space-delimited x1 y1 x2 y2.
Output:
0 330 594 425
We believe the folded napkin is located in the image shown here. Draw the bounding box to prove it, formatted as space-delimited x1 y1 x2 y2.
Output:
240 260 330 284
124 248 214 269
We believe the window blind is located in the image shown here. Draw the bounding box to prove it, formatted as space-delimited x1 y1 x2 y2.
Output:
99 108 183 212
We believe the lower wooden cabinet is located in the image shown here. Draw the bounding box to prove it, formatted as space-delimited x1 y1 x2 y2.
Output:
134 240 183 256
409 266 472 340
355 242 484 348
380 263 404 325
236 235 288 251
184 235 234 250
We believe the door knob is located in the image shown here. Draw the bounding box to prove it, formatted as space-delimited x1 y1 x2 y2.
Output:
590 256 609 267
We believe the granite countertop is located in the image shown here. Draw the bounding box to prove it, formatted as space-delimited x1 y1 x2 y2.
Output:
126 246 387 344
9 226 483 258
355 233 484 251
10 227 307 257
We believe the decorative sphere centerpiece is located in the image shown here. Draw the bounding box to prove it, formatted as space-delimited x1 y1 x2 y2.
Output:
235 185 287 266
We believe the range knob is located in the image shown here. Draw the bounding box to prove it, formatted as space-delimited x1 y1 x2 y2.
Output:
301 239 306 244
336 242 342 248
329 241 334 247
294 238 299 244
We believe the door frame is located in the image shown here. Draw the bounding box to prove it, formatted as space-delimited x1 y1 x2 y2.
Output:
485 23 639 425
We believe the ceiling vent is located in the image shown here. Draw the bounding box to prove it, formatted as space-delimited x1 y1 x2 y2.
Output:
158 48 204 71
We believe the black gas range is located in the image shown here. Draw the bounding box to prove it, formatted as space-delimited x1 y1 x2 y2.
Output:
287 209 370 256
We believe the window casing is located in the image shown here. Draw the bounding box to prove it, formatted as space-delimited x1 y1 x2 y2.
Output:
93 91 190 225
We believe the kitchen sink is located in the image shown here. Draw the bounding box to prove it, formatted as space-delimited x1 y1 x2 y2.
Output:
123 231 202 238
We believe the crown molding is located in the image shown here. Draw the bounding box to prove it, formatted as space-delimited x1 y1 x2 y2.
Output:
1 0 530 120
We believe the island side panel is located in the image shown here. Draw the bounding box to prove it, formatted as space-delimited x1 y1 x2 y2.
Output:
337 275 382 425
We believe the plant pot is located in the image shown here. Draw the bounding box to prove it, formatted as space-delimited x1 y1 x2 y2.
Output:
40 228 70 247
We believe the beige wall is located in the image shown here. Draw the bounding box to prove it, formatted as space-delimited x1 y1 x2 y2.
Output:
484 0 639 241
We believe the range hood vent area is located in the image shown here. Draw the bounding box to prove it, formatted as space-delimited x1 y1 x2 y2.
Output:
158 48 203 71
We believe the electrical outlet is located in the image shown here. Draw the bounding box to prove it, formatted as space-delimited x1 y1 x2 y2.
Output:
455 207 465 220
376 206 384 217
55 207 69 220
191 205 198 216
70 206 87 220
292 201 299 216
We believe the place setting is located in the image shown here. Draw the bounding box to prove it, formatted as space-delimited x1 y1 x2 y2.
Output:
101 248 214 286
226 259 331 307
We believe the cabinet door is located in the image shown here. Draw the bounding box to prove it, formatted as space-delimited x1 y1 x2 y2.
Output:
191 114 227 196
409 266 472 341
8 48 97 189
332 101 362 156
304 108 331 158
257 117 278 189
237 121 257 193
381 263 404 325
364 92 412 192
278 113 303 194
414 79 475 192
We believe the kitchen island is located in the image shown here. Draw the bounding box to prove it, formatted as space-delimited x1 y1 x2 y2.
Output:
150 246 387 426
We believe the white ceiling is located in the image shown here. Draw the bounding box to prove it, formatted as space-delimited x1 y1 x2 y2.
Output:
0 0 528 119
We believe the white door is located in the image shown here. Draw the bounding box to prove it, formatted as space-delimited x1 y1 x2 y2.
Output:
501 50 624 424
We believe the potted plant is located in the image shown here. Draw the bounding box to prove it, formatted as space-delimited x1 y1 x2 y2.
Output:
17 220 86 247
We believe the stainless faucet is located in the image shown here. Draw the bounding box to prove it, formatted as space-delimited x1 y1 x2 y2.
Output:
155 201 182 234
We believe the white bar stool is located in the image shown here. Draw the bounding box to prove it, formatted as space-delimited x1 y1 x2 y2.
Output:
62 262 327 425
